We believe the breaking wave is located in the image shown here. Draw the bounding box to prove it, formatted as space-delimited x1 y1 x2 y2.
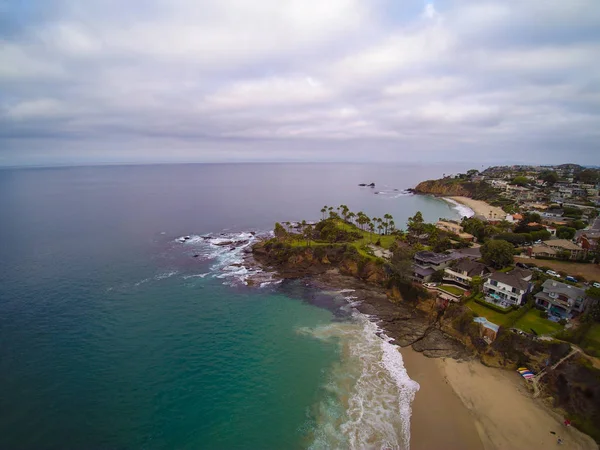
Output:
443 198 475 219
174 231 277 286
301 295 420 450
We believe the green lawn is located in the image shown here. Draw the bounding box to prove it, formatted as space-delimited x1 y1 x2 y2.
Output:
465 299 517 326
439 285 465 296
514 309 563 336
336 220 397 249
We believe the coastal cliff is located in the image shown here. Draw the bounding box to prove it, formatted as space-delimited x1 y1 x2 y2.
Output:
413 178 501 201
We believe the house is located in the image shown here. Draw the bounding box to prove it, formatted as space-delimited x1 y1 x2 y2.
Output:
542 209 564 219
436 220 476 242
453 246 482 261
535 279 589 319
412 251 462 283
528 245 557 258
483 268 533 308
576 230 600 251
444 259 491 288
544 225 557 236
545 239 585 260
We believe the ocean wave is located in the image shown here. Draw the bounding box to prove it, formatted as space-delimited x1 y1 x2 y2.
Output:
174 230 275 286
304 305 420 450
443 198 475 219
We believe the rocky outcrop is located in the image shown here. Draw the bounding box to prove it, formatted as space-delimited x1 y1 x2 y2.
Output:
413 179 472 197
251 240 470 359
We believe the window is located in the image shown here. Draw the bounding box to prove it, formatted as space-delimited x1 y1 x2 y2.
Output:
512 287 517 293
490 280 498 286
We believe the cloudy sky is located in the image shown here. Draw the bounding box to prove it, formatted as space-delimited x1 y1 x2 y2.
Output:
1 0 599 166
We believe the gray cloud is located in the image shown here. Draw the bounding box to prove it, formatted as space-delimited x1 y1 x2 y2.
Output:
1 0 599 166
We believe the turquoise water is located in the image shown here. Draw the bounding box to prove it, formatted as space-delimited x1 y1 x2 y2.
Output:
0 163 468 449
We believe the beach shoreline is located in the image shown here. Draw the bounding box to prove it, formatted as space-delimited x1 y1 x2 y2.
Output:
446 196 506 220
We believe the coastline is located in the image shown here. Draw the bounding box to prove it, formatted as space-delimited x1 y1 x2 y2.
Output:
400 347 484 450
446 196 506 220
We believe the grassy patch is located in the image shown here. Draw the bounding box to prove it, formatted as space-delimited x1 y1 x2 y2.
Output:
513 309 563 336
336 220 397 249
465 299 519 326
439 285 465 296
581 323 600 356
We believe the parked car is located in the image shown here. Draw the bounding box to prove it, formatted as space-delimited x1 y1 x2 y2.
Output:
565 276 578 283
594 282 600 289
516 262 530 269
424 282 440 288
546 270 560 278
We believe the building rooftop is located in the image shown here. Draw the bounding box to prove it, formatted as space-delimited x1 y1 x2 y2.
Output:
540 279 586 299
452 259 490 277
488 271 530 292
454 247 482 260
546 239 582 251
414 251 461 265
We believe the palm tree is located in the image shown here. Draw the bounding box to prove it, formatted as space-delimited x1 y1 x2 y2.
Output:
384 214 393 235
377 223 384 235
321 206 327 221
389 220 395 234
369 222 375 242
303 224 313 247
348 211 356 225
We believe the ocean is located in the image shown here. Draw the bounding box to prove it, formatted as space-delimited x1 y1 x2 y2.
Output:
0 163 471 449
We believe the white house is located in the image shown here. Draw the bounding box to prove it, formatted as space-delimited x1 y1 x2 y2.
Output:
483 268 533 308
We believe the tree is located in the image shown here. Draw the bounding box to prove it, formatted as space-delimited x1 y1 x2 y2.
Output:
348 211 356 224
321 206 327 221
384 213 393 235
274 222 287 240
389 245 416 283
431 269 445 283
303 224 313 247
389 220 395 233
556 226 576 240
540 170 559 186
481 239 514 269
407 211 425 238
575 168 599 185
511 176 529 186
571 220 587 230
470 276 483 294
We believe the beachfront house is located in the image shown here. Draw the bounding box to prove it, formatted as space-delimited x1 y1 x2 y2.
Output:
443 259 491 289
412 251 462 283
483 268 533 308
534 279 589 319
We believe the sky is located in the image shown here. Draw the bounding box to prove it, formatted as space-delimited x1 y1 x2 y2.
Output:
1 0 599 166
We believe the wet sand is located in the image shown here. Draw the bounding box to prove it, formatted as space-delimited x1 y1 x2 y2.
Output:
401 347 484 450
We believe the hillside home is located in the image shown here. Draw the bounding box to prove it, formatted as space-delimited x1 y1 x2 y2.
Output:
483 268 533 308
535 279 589 319
412 251 462 283
444 259 491 288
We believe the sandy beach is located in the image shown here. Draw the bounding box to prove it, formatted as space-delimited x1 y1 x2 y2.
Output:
432 358 598 450
448 196 506 220
402 347 484 450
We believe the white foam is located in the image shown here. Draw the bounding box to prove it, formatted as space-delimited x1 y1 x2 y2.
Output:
306 308 420 450
155 270 178 280
176 230 274 286
182 273 209 279
443 198 475 219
